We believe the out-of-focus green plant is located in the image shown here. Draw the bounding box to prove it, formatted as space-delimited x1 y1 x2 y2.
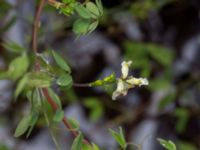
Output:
130 0 175 19
158 138 177 150
174 108 189 133
123 41 176 108
177 141 198 150
0 0 179 149
0 143 9 150
123 41 174 77
83 97 104 122
0 0 15 34
109 127 127 150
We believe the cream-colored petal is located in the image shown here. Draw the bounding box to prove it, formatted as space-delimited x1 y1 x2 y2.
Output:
112 79 128 100
121 61 132 79
126 77 148 87
112 91 121 100
116 79 124 91
138 77 149 86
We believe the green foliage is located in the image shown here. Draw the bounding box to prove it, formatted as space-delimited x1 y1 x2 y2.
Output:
0 1 14 34
109 127 127 149
81 143 101 150
159 90 177 109
131 0 174 19
90 73 116 86
2 41 25 53
0 1 186 150
73 0 103 36
56 74 73 87
124 41 174 94
147 44 174 67
0 54 29 81
91 143 100 150
14 72 52 99
27 89 42 111
68 118 80 130
53 109 65 122
86 2 100 17
47 88 62 108
0 0 11 17
0 1 104 149
26 72 53 88
174 108 189 133
51 0 103 36
26 112 39 138
148 77 171 91
131 0 156 19
158 138 176 150
14 75 28 99
73 19 92 35
14 114 32 137
0 143 9 150
75 4 94 19
8 54 29 80
59 0 76 16
177 141 197 150
71 132 83 150
84 97 104 122
124 41 174 69
52 50 71 73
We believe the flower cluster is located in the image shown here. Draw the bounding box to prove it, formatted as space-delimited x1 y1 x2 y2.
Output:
112 61 149 100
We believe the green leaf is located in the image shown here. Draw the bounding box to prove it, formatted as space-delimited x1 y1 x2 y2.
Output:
178 141 197 150
26 72 52 88
53 109 65 122
174 108 189 133
71 132 83 150
86 2 100 17
82 144 93 150
14 114 32 137
95 0 103 15
147 44 174 66
92 143 100 150
75 4 93 19
62 0 75 4
26 112 39 138
47 88 62 108
88 21 99 33
73 19 91 35
14 75 28 100
84 97 103 122
0 72 8 80
2 41 25 53
52 50 71 73
158 138 176 150
148 77 171 91
32 89 42 110
8 54 29 80
109 127 126 149
56 74 73 87
68 118 80 130
0 142 9 150
82 143 100 150
159 91 176 109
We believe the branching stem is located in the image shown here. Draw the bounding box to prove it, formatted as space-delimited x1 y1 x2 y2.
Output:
32 0 91 146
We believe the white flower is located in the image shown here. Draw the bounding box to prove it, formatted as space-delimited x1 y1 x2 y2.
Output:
112 60 149 100
112 79 128 100
126 77 149 87
121 61 132 79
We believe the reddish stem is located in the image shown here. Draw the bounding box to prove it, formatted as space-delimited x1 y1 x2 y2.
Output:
32 0 91 146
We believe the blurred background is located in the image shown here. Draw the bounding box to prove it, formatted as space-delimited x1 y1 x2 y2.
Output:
0 0 200 149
